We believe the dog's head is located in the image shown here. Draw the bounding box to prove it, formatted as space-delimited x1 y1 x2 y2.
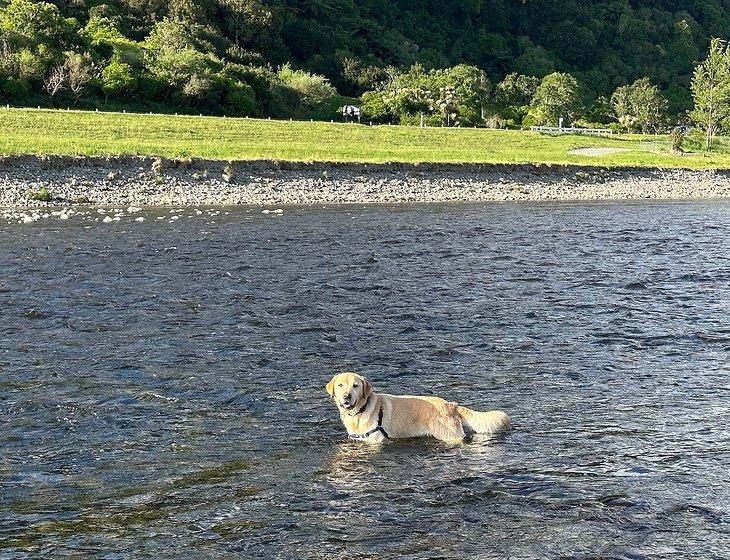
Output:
326 372 372 411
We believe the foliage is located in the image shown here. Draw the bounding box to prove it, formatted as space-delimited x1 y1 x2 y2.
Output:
0 0 74 47
65 52 94 101
690 38 730 149
669 128 685 153
276 63 337 110
0 0 728 129
611 78 667 133
494 73 539 125
360 89 391 123
80 10 127 48
27 186 51 201
218 0 272 48
529 73 583 126
363 64 491 126
341 57 390 93
100 56 136 98
221 81 256 116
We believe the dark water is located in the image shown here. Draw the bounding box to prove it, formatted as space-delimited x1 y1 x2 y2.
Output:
1 201 729 559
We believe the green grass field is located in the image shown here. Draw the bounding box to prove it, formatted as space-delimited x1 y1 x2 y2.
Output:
1 107 729 168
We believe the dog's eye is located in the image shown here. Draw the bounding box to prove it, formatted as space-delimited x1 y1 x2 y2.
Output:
337 383 343 387
353 384 359 388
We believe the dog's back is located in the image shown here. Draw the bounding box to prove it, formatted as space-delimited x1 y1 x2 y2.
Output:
380 394 509 439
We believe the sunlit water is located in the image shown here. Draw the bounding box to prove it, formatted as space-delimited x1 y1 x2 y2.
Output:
1 201 729 559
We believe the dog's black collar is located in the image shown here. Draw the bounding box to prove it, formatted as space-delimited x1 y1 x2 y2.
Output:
354 396 370 415
349 407 390 440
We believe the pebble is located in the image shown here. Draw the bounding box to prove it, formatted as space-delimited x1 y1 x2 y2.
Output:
0 156 728 210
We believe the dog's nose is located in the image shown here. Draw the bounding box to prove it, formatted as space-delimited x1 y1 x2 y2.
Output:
343 393 351 401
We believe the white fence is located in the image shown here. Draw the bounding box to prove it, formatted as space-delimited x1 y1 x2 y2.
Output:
531 125 613 137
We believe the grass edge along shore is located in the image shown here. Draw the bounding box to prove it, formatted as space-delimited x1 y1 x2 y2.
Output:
2 107 730 169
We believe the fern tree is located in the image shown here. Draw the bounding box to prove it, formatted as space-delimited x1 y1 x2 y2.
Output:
690 38 730 149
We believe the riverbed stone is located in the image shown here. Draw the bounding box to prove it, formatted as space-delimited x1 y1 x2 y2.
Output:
0 155 729 208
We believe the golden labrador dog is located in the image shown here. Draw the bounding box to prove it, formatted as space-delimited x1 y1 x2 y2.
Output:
326 372 510 443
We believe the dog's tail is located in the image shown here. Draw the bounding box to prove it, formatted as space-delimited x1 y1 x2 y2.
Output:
457 406 510 435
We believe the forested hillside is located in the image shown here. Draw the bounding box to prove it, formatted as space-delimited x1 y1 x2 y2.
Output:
0 0 728 123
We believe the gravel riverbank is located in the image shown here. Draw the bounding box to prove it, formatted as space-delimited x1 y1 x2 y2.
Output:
1 155 729 208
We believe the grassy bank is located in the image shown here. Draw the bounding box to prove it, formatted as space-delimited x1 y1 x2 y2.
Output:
1 108 729 168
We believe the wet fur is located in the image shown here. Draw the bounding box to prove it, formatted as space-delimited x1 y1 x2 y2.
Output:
326 372 510 443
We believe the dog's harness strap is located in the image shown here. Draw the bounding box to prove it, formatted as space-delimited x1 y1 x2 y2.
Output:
349 407 390 440
376 407 390 439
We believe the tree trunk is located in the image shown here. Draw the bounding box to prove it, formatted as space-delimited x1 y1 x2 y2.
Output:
706 106 713 150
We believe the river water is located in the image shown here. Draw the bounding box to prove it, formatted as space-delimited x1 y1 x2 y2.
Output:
1 201 728 559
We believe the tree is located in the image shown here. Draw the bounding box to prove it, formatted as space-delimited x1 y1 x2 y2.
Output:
513 38 556 78
341 57 389 92
79 9 126 47
143 19 218 95
382 86 432 122
495 72 539 124
442 64 491 125
3 0 730 121
66 52 94 102
432 86 459 126
362 63 491 126
42 52 95 103
43 62 66 99
218 0 272 48
529 72 583 125
690 38 730 149
360 89 392 123
495 73 539 109
0 0 74 47
100 56 136 101
611 78 667 133
0 41 45 84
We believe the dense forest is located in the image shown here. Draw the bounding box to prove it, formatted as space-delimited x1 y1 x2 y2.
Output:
0 0 729 128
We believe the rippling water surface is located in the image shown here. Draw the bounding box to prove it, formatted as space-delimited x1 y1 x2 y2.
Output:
1 201 729 559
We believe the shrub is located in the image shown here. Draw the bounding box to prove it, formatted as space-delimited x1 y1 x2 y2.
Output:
360 90 392 123
521 114 536 129
223 82 256 116
483 114 507 129
27 186 51 201
399 112 442 127
1 77 28 99
277 63 337 109
669 128 685 152
100 57 136 98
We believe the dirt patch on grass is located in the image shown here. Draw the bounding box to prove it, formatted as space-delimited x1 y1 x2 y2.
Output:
569 147 631 156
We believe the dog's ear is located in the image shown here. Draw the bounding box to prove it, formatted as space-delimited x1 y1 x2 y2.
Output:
361 377 372 398
326 376 336 397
